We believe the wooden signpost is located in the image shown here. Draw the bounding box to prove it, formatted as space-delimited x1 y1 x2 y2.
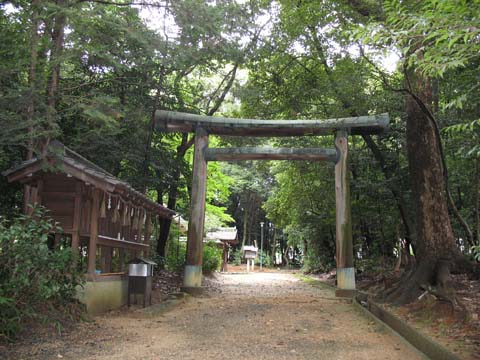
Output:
155 110 389 296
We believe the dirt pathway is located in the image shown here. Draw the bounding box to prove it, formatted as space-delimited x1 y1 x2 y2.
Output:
5 271 427 359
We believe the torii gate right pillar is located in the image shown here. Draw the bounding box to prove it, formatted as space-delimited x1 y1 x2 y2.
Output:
334 130 356 297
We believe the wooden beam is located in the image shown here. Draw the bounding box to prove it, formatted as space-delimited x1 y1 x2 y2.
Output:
155 110 389 137
87 188 100 276
183 127 209 290
334 130 355 293
61 162 115 194
6 159 46 183
205 147 337 162
144 212 152 244
96 235 149 250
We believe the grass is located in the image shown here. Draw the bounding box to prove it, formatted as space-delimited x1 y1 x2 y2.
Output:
295 274 336 290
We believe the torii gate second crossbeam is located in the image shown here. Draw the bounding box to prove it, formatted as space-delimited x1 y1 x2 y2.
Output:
155 110 389 297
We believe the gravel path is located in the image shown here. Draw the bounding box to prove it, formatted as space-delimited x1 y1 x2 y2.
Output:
4 271 427 359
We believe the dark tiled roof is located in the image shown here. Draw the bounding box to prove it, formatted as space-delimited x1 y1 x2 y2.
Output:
3 140 175 218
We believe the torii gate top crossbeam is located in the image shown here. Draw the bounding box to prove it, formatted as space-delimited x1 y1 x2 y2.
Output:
155 110 389 137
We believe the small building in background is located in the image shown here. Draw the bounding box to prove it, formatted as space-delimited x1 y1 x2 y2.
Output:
243 245 258 272
206 227 238 272
3 141 175 314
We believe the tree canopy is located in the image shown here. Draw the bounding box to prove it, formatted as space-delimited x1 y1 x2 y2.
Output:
1 0 479 304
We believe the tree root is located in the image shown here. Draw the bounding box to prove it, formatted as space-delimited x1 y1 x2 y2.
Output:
418 283 467 314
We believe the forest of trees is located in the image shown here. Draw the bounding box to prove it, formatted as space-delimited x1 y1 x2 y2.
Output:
1 0 479 306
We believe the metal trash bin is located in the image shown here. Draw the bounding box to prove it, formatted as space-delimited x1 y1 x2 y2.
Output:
127 257 156 307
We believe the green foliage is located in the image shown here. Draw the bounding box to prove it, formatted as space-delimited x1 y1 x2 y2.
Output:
255 250 272 268
204 203 235 233
301 238 336 274
163 240 222 274
471 246 480 262
202 242 223 274
0 206 85 341
163 240 187 272
231 249 242 266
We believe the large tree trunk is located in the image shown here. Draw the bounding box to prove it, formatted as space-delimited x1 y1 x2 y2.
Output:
386 71 457 304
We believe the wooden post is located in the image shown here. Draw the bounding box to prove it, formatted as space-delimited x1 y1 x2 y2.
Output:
144 212 152 259
118 249 125 272
101 247 112 273
221 243 228 272
88 188 100 276
71 182 82 257
144 212 152 244
334 130 356 296
36 179 43 205
137 210 144 257
54 233 62 248
27 186 38 216
23 184 31 214
183 127 209 291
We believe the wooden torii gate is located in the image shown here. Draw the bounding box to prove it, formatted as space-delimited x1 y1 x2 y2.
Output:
155 110 389 296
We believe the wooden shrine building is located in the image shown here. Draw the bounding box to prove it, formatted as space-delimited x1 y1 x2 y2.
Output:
155 110 389 297
206 227 239 272
3 140 175 313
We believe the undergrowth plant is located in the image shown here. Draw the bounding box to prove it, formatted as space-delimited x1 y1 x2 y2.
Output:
0 206 84 341
163 239 222 274
202 241 222 273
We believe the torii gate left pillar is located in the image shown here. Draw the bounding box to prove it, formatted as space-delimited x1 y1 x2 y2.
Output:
182 127 209 292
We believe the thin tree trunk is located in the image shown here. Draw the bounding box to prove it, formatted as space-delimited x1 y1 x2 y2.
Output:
27 0 41 158
43 0 66 155
141 88 161 193
24 0 41 212
475 157 480 246
241 205 248 249
363 135 415 245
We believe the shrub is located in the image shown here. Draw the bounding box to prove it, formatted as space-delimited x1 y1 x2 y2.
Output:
302 247 335 274
163 240 222 274
255 250 273 267
471 245 480 262
0 206 84 341
163 240 186 272
202 242 222 273
231 248 242 265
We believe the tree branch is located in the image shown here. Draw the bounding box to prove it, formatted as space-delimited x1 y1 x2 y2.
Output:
206 63 238 116
77 0 167 7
